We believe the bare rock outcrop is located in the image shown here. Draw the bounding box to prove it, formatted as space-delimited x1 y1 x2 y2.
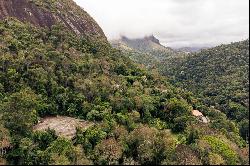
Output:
0 0 107 41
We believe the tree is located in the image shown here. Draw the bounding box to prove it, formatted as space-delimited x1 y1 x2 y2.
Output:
126 125 176 165
45 138 75 165
202 136 239 165
239 119 249 142
76 126 107 153
187 128 200 144
172 116 192 133
73 145 93 165
112 125 129 142
208 153 225 165
173 144 202 165
1 88 41 136
32 129 58 150
163 97 191 122
94 138 123 165
227 102 248 121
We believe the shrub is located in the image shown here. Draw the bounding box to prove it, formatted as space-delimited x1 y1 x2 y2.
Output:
202 136 239 165
93 138 123 165
126 125 176 165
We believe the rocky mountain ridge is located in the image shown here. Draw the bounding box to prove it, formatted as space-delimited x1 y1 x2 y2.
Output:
0 0 106 41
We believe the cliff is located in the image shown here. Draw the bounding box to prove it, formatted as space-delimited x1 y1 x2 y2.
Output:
0 0 107 41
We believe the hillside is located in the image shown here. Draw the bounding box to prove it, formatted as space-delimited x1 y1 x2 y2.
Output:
0 0 248 165
164 40 249 140
111 35 185 69
113 36 249 142
0 0 106 41
175 47 210 53
111 35 178 59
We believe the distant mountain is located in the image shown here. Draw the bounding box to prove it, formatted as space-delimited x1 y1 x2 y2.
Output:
175 47 210 53
111 35 184 69
118 35 167 50
112 35 178 58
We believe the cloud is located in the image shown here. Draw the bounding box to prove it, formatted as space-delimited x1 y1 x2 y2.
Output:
74 0 249 48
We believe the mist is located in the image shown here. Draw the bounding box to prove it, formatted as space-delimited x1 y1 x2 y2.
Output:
74 0 249 48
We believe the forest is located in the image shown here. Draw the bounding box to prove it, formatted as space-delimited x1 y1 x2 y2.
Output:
0 18 248 165
0 0 249 165
163 40 249 142
113 36 249 143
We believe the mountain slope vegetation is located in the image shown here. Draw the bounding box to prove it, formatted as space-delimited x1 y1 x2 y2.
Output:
0 0 248 165
164 40 249 140
111 35 185 69
113 36 249 142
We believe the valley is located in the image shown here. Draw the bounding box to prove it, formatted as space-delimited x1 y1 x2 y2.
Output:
0 0 249 165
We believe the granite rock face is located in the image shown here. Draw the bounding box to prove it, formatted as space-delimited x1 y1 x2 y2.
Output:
0 0 107 40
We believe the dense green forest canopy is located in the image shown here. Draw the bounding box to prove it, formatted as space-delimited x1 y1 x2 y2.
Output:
0 18 248 165
113 36 249 142
163 40 249 140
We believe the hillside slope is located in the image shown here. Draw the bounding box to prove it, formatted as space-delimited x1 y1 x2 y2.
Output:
175 47 209 53
112 35 178 59
0 0 106 41
163 40 249 141
166 40 249 118
111 35 185 69
113 36 249 141
0 0 248 165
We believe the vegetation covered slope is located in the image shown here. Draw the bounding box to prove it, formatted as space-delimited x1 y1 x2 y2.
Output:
0 0 248 164
0 18 248 165
164 40 249 140
113 36 249 142
111 35 185 69
113 36 174 59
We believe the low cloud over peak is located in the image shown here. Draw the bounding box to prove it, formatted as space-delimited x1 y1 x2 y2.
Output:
74 0 249 48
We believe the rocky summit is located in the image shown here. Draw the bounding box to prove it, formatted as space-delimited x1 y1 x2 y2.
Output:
0 0 106 41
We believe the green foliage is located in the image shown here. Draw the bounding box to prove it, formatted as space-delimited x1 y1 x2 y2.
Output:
208 153 225 165
93 138 123 165
202 136 239 165
0 17 247 165
86 103 112 121
116 35 249 142
164 98 192 121
32 130 58 150
125 125 176 165
45 138 74 156
228 101 248 122
187 129 200 144
1 88 41 137
238 119 249 142
76 126 107 153
165 40 249 140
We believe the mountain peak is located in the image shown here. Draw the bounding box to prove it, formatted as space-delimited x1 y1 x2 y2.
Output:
0 0 107 41
120 35 129 41
144 35 160 44
120 35 160 45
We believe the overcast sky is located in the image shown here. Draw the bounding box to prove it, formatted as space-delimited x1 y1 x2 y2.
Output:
74 0 249 48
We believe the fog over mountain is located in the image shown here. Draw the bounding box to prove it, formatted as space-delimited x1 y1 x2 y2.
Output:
74 0 249 48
